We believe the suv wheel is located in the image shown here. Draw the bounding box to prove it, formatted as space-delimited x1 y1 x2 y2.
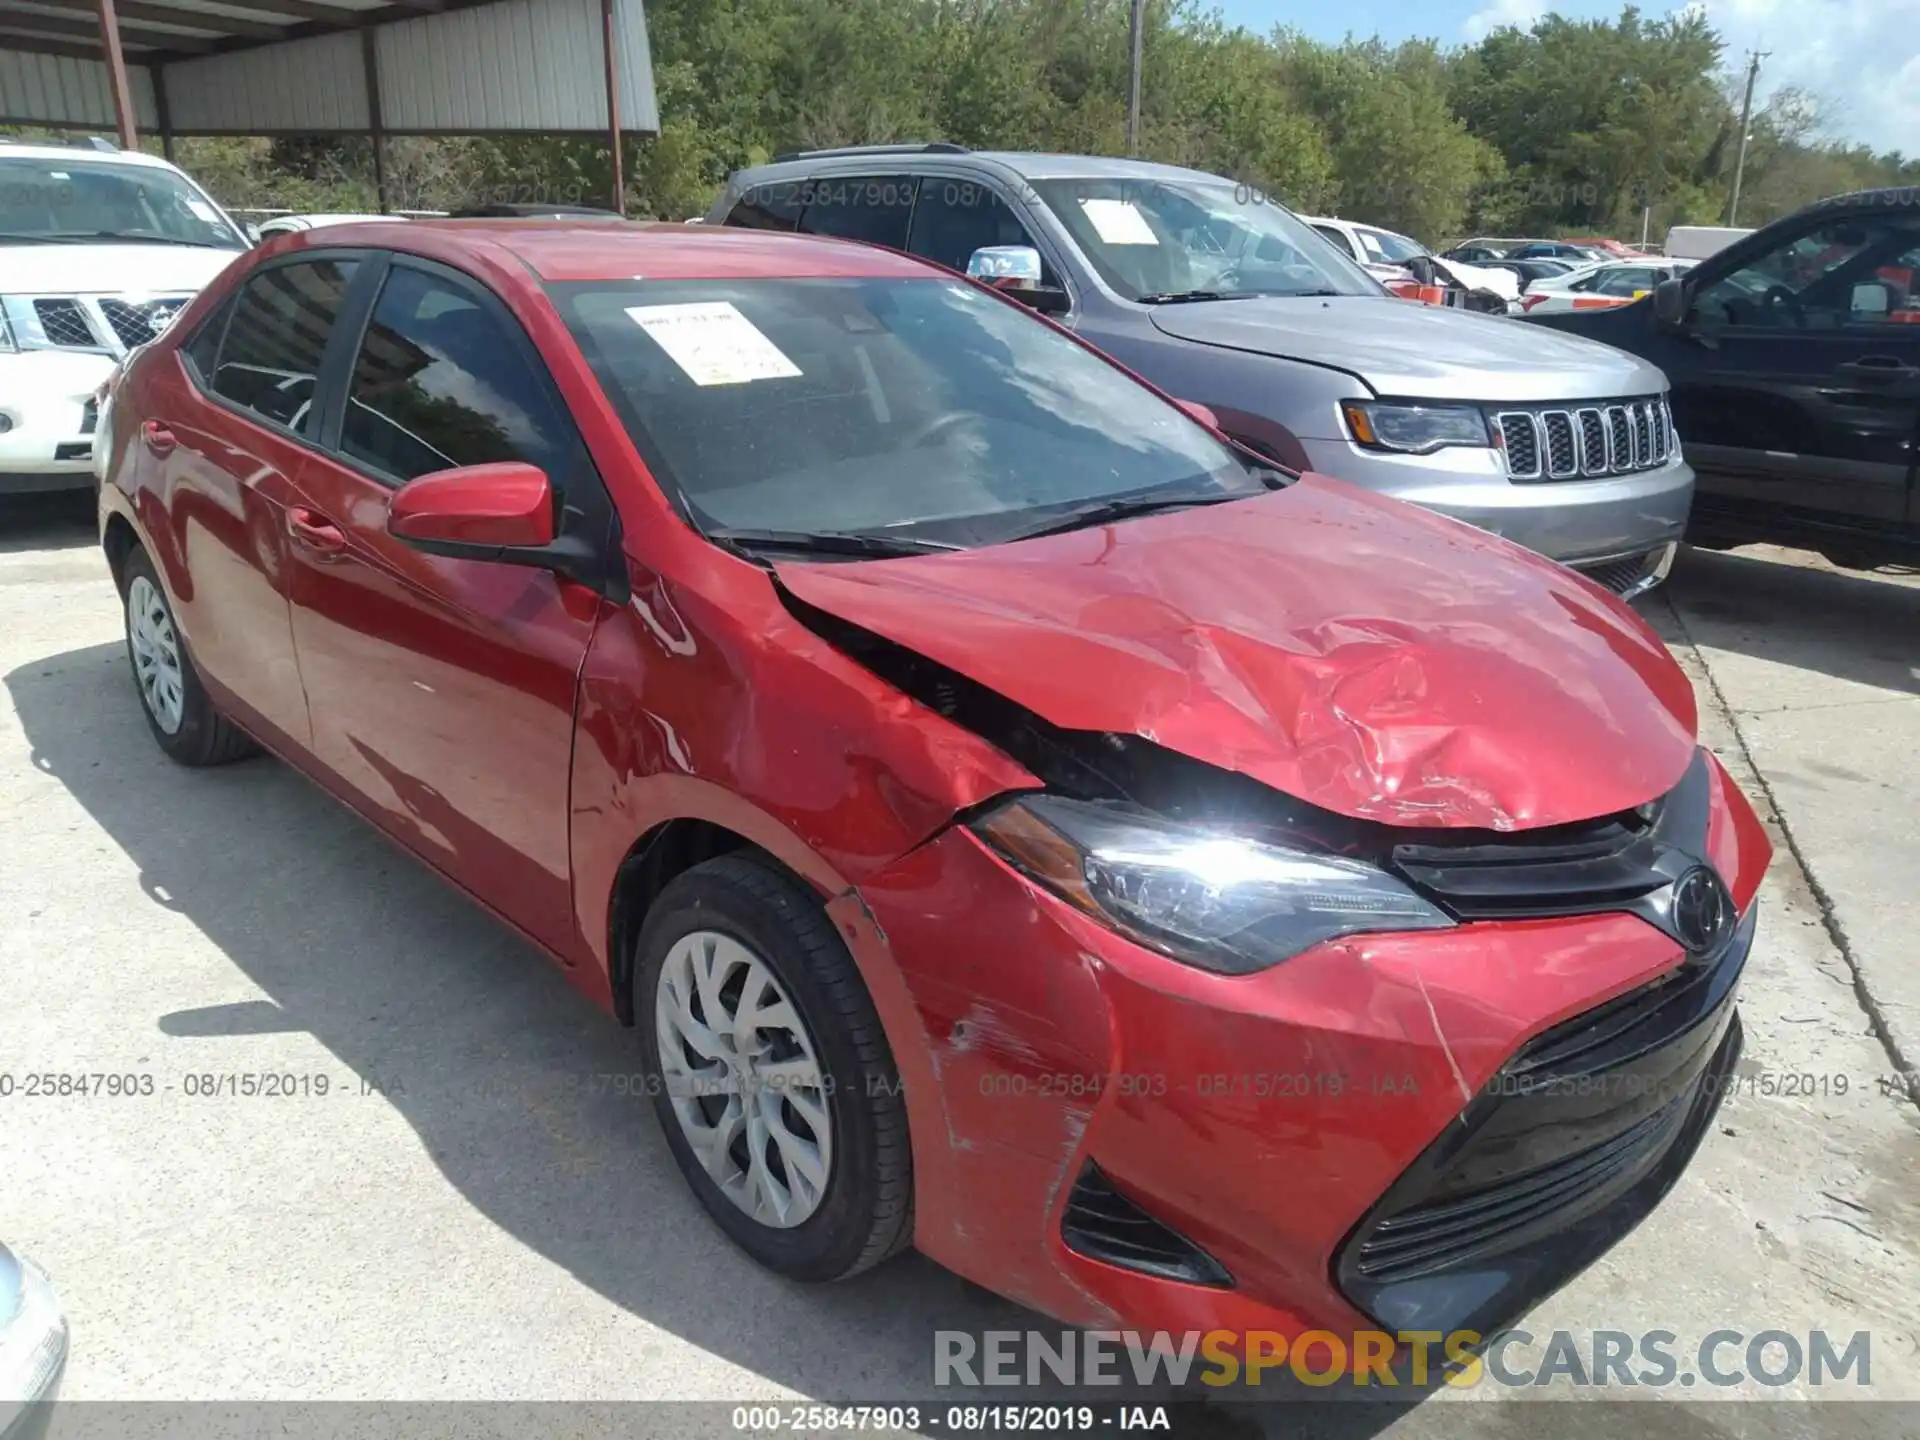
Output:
636 854 913 1281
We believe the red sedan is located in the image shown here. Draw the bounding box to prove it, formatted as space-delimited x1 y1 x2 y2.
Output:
98 220 1769 1349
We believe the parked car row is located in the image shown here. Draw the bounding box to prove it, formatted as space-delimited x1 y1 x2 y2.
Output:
1517 258 1698 314
95 208 1773 1356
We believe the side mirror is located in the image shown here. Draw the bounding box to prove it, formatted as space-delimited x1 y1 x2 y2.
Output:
967 244 1072 316
1173 399 1219 430
388 462 556 554
1652 277 1688 327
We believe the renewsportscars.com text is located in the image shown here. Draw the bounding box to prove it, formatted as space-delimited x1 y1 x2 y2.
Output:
934 1328 1871 1390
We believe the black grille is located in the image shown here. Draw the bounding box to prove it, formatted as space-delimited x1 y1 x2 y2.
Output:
1574 550 1654 596
1542 411 1578 477
99 297 184 349
1577 410 1607 471
1497 413 1539 475
1498 396 1671 480
1390 748 1716 947
34 298 96 348
1335 905 1751 1336
1349 1093 1690 1284
1061 1166 1231 1287
1607 407 1633 468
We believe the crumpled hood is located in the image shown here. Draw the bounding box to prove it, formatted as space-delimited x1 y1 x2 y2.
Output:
2 244 240 296
1147 295 1666 403
776 476 1698 831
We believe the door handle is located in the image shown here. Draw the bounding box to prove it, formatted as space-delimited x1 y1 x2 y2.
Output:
1835 356 1920 383
286 506 346 555
140 420 176 456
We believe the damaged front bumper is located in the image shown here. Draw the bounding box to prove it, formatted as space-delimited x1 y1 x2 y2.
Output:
828 749 1772 1344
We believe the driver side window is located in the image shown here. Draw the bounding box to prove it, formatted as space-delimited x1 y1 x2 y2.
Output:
1694 217 1920 330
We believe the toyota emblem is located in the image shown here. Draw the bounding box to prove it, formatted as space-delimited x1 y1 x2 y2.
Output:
1670 866 1734 955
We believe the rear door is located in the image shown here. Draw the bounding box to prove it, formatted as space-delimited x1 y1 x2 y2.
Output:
794 174 917 250
282 254 608 952
138 254 362 749
1666 211 1920 527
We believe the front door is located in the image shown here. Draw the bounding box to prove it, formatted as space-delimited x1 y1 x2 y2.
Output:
1661 211 1920 528
282 255 605 954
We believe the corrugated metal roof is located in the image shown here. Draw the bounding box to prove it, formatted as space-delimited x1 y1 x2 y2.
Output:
0 48 156 127
163 31 368 130
0 0 655 134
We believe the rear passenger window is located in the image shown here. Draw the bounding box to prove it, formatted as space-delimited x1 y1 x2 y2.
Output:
210 259 357 431
726 182 803 231
181 296 230 383
340 264 573 484
798 176 915 249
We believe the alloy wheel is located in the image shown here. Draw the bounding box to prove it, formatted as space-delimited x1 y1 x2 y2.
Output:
126 575 185 735
654 929 834 1229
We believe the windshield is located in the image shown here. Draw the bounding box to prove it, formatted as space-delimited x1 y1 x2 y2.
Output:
552 276 1275 550
0 156 246 249
1026 178 1384 302
1356 227 1428 264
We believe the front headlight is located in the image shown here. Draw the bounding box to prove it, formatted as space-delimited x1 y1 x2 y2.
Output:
1341 401 1490 455
972 795 1454 974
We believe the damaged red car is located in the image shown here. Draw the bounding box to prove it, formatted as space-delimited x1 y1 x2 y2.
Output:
98 222 1770 1346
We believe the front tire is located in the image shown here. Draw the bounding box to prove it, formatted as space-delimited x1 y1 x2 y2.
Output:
637 854 913 1282
119 546 257 766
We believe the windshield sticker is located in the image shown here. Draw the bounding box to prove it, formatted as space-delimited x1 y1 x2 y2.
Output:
1079 198 1158 246
625 301 803 387
184 199 220 223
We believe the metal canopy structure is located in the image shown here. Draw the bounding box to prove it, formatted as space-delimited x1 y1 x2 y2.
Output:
0 0 658 209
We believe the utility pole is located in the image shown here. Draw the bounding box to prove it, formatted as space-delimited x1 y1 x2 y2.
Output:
1126 0 1145 156
1727 49 1767 227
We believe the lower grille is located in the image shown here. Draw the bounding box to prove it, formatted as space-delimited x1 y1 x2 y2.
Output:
34 298 97 349
1575 550 1655 595
1335 906 1751 1335
1350 1093 1689 1284
1062 1166 1230 1287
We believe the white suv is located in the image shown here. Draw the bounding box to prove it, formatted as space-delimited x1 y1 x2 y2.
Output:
0 139 248 495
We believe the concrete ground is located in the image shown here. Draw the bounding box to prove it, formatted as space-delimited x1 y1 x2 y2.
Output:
1 491 1916 1437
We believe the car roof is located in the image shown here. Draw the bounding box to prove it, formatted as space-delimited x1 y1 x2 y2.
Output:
0 141 181 172
733 149 1231 188
275 218 939 283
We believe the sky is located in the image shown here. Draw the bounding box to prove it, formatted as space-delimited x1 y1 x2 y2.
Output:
1212 0 1920 157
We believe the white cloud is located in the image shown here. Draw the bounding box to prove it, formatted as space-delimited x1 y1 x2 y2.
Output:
1693 0 1919 155
1463 0 1546 42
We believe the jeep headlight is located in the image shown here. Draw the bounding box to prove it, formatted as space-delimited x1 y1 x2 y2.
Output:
1341 401 1490 455
972 795 1454 974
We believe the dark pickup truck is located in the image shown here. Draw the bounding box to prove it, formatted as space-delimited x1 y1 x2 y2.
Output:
1527 189 1920 569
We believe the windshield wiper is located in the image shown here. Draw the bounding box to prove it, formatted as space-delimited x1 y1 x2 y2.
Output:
1136 290 1262 305
702 527 962 560
999 492 1248 543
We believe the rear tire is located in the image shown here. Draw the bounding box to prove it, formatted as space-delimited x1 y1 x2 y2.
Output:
119 546 258 766
636 853 913 1282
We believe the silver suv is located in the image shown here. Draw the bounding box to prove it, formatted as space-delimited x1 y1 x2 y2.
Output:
709 147 1692 597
